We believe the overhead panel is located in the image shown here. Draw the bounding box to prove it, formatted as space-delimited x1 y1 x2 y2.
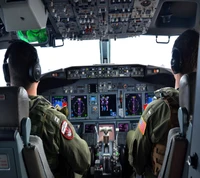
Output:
46 0 160 40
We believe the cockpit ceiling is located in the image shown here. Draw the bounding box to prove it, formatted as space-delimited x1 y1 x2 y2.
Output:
40 0 200 39
0 0 199 44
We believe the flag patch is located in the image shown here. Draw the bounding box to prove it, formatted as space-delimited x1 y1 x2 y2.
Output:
138 117 147 135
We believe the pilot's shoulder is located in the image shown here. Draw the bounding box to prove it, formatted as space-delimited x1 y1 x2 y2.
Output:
45 105 69 123
145 98 168 112
154 87 179 98
30 95 70 126
142 98 170 121
45 106 76 140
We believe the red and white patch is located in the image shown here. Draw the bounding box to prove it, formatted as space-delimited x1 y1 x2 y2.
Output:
61 121 74 140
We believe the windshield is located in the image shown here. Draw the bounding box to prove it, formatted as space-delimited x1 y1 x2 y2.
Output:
0 35 177 86
111 36 177 67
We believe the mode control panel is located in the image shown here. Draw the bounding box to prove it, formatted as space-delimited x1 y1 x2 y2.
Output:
66 65 145 80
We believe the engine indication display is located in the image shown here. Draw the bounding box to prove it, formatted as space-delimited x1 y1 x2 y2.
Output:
118 123 129 132
71 95 88 118
85 124 96 133
52 96 68 108
125 93 142 116
100 94 117 117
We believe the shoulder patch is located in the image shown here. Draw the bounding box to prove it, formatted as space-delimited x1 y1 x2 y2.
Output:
138 117 147 135
61 121 74 140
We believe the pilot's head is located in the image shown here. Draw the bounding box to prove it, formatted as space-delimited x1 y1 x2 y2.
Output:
3 40 41 93
171 29 199 88
171 29 199 75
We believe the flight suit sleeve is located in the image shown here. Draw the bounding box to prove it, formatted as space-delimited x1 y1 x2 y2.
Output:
59 119 91 175
48 110 91 175
126 99 170 175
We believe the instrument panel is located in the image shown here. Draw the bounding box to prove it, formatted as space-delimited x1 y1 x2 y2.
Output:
39 64 174 146
43 78 158 120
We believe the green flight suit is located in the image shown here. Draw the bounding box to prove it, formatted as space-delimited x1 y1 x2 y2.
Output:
29 95 91 178
126 87 179 177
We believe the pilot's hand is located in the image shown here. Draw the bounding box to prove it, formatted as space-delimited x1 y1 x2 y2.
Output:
55 105 69 117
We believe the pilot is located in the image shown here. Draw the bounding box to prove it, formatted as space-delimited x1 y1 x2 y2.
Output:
2 40 91 178
125 29 199 178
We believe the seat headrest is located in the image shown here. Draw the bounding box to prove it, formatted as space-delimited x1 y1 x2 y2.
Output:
0 87 29 131
179 72 196 115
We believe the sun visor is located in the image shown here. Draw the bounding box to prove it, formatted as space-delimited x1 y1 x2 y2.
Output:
0 0 48 32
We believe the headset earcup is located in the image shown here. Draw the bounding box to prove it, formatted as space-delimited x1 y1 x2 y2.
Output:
34 63 41 81
3 63 10 83
171 48 182 74
29 63 41 82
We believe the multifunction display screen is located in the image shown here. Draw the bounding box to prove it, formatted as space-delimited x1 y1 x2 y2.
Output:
125 93 142 116
118 123 129 132
71 95 88 118
84 124 96 133
52 96 68 108
100 94 117 117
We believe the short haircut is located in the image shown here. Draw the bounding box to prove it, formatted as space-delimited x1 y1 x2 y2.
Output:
173 29 199 74
6 40 39 89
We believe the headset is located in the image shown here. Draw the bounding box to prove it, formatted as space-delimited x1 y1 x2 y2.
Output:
171 47 182 74
3 41 41 86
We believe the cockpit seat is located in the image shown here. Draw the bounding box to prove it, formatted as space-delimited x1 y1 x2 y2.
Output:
0 87 54 178
158 72 196 178
179 72 196 118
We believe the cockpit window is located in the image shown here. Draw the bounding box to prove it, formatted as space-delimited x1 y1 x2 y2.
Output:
0 35 177 86
111 36 178 67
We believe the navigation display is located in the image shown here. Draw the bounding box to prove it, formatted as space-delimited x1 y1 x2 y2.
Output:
85 124 96 133
118 123 129 132
100 94 117 117
125 93 142 116
52 96 68 108
99 124 115 141
71 95 88 118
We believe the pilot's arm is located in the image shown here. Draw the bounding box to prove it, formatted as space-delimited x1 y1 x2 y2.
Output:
59 117 91 175
45 109 91 176
126 99 170 175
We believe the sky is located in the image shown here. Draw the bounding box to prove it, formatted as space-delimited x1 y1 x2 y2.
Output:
0 35 177 86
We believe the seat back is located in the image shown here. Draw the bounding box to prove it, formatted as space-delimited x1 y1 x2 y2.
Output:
158 72 196 178
0 87 29 178
23 136 54 178
158 127 188 178
0 86 54 178
179 72 196 120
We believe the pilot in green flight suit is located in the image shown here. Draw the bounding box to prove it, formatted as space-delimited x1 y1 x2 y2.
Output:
3 40 91 178
125 29 199 178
